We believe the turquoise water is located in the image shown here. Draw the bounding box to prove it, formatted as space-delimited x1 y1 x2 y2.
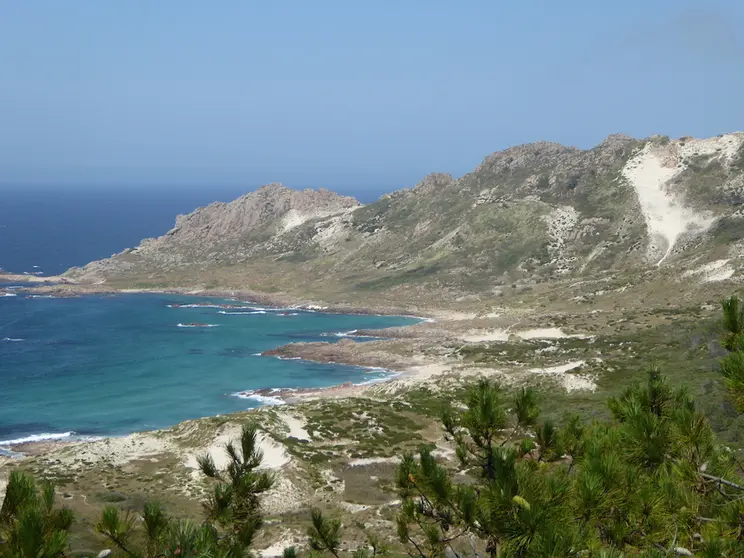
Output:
0 293 417 446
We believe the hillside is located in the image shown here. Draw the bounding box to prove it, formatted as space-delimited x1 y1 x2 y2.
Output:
64 133 744 310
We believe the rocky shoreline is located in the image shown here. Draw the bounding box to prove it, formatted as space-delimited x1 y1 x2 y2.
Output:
262 338 411 370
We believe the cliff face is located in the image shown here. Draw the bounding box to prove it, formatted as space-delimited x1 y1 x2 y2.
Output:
67 133 744 306
129 184 360 261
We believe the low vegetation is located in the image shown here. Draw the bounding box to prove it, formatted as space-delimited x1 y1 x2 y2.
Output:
4 298 744 557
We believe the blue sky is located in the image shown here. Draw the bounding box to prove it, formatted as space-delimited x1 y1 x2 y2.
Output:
1 0 743 194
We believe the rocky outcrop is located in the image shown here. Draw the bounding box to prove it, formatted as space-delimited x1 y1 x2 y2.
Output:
136 183 359 256
412 173 455 194
263 339 409 370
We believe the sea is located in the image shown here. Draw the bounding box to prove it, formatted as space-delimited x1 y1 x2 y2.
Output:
0 186 415 450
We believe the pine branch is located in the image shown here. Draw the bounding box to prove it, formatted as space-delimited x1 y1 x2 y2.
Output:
700 473 744 491
405 535 428 558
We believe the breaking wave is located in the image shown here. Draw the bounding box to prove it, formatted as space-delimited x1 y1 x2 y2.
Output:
218 310 266 315
320 330 378 339
231 391 286 406
0 431 75 447
167 303 250 309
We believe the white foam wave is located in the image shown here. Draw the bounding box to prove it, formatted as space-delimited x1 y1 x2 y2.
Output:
218 310 266 315
321 330 377 339
364 366 393 373
335 329 357 337
231 391 286 406
176 323 220 328
168 303 229 309
29 295 55 299
0 431 75 446
168 303 268 310
355 373 401 386
1 293 18 297
2 337 24 342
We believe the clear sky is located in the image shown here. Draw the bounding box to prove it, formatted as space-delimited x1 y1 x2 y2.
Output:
1 0 743 194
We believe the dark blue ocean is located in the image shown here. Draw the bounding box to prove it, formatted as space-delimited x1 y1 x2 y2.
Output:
0 186 257 276
0 187 413 448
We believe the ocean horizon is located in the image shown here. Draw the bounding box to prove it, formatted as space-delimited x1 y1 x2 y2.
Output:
0 185 386 277
0 186 259 277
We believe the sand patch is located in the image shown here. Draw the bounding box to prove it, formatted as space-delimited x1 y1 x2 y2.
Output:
529 360 596 392
258 433 290 469
280 206 360 235
463 330 510 342
183 424 241 475
52 432 179 469
258 530 299 557
518 328 591 340
183 424 290 478
280 414 311 442
683 259 736 283
262 476 306 515
463 327 590 343
397 363 452 385
621 142 716 265
348 456 401 467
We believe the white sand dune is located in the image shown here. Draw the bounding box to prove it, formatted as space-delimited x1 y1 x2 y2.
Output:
619 136 744 265
529 360 595 392
259 532 299 557
463 327 590 343
183 424 290 477
280 413 311 441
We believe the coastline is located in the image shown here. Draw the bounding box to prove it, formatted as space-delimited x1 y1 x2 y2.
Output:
0 277 438 320
0 359 453 460
0 284 453 457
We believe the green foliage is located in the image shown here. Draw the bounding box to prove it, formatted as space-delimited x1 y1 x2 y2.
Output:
307 509 342 558
721 295 744 350
396 364 744 557
0 471 73 558
93 422 275 558
198 423 275 550
306 509 388 558
720 295 744 411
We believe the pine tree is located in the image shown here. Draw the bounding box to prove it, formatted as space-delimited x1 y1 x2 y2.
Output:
198 423 275 553
396 368 744 557
0 471 73 558
94 422 274 558
720 295 744 411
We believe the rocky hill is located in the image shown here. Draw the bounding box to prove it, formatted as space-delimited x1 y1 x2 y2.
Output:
66 133 744 309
